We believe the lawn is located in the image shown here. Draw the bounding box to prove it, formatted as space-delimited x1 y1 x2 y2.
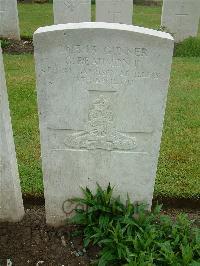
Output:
156 57 200 199
3 54 200 199
18 3 200 38
4 54 43 196
18 3 53 38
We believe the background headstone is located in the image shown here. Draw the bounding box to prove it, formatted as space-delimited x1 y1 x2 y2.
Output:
0 46 24 222
161 0 200 42
34 23 174 226
96 0 133 24
0 0 20 40
53 0 91 24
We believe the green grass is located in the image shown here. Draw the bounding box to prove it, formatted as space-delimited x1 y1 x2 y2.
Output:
134 5 162 30
4 54 43 196
156 57 200 199
17 3 200 38
18 3 53 38
3 54 200 199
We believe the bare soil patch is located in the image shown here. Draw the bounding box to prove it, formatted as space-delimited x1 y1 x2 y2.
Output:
0 206 99 266
2 39 33 54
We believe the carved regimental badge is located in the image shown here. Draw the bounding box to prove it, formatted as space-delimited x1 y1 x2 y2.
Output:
65 95 136 151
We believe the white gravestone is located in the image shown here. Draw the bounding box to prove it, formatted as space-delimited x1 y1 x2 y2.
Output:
34 23 174 226
161 0 200 42
0 0 20 40
0 46 24 222
53 0 91 24
96 0 133 24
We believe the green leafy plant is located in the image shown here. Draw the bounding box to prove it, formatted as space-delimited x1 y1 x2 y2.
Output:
67 184 200 266
0 39 11 49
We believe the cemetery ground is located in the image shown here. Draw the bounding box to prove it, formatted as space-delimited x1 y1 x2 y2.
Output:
1 2 199 201
18 3 161 37
0 204 199 265
0 2 200 265
10 3 200 38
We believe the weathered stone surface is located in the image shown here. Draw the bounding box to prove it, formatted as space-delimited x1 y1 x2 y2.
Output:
0 46 24 222
161 0 200 42
96 0 133 24
34 23 174 226
53 0 91 24
0 0 20 40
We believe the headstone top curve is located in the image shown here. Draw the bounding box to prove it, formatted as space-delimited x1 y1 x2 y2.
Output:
34 22 174 41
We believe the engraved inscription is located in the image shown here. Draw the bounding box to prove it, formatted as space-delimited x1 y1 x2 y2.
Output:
176 3 189 17
64 95 136 151
109 0 122 22
176 13 188 16
42 43 160 87
64 0 88 16
112 11 121 23
175 3 189 32
64 0 75 11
